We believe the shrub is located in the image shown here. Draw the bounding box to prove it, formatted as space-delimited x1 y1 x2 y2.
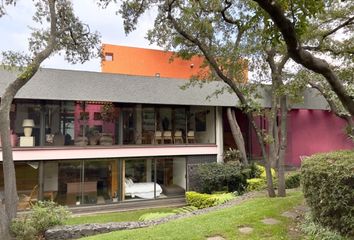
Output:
246 164 276 192
186 192 235 209
285 171 301 189
301 150 354 237
10 217 37 240
248 163 263 178
246 178 266 191
194 162 247 194
11 201 71 240
139 212 176 221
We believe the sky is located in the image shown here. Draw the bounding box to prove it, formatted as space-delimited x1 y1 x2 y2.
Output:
0 0 159 72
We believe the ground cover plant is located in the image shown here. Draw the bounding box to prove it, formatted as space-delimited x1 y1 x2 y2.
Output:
65 207 177 225
81 190 303 240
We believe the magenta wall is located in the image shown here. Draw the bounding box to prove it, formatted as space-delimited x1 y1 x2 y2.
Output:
74 103 115 138
286 109 353 166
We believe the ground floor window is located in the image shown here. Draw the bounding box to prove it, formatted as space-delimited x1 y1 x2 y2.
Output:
123 157 186 201
0 157 186 208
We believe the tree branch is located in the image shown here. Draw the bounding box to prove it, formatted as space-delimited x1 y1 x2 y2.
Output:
253 0 354 116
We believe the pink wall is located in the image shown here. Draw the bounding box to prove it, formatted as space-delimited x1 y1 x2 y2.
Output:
286 109 353 166
235 108 353 166
74 103 115 138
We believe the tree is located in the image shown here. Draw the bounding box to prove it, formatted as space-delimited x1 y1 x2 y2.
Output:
0 1 100 238
252 0 354 116
100 0 279 197
291 0 354 139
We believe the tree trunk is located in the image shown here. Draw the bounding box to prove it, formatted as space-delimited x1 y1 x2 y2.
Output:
0 97 19 239
0 3 58 238
226 107 248 165
248 117 276 197
277 94 287 197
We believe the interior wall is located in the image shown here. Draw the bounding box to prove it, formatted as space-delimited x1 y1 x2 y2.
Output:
173 157 186 189
43 162 58 192
192 106 215 143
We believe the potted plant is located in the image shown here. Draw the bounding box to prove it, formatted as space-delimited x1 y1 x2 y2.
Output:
87 127 100 145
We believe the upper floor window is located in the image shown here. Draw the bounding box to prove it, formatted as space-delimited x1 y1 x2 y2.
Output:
104 52 114 62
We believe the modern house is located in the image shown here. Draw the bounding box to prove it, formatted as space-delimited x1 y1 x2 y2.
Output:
0 45 352 209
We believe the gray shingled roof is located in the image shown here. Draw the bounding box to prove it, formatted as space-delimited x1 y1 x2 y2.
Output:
0 68 329 109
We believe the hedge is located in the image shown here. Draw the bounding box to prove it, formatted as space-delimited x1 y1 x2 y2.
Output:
193 162 248 194
301 150 354 236
186 192 235 209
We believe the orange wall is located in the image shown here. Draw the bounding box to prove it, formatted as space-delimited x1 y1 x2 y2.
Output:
102 44 206 79
101 44 247 81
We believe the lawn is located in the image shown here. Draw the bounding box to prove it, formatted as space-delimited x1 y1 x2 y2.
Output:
81 190 304 240
66 207 177 225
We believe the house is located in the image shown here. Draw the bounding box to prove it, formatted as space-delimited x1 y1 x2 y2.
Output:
0 45 352 209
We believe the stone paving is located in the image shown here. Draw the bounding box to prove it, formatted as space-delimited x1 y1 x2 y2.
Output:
206 236 226 240
238 226 254 234
261 218 281 225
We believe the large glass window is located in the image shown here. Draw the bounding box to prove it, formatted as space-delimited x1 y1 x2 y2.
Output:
1 157 186 208
7 100 216 147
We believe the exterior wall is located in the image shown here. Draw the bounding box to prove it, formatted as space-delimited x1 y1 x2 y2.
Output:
216 106 224 162
0 145 218 161
286 109 353 166
102 45 206 79
101 44 248 82
223 108 353 167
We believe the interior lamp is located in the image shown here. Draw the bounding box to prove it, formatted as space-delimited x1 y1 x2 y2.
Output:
22 119 35 137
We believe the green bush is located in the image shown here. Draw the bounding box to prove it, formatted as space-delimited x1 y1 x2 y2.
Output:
139 212 176 221
194 162 248 194
248 163 263 178
11 217 37 240
186 192 235 209
301 150 354 237
246 164 276 192
246 178 266 191
285 171 301 189
11 201 71 240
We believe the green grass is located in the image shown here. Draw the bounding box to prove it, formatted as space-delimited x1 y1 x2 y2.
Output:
65 207 176 225
81 191 304 240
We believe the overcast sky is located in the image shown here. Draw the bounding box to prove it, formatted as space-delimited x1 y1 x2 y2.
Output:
0 0 159 72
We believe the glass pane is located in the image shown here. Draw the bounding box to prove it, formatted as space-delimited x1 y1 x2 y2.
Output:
57 161 82 206
173 108 186 144
157 158 186 197
124 159 155 200
188 106 215 144
14 101 41 146
142 107 155 144
122 107 137 144
83 160 118 204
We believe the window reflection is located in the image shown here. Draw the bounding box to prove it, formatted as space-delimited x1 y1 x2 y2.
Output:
8 100 216 147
